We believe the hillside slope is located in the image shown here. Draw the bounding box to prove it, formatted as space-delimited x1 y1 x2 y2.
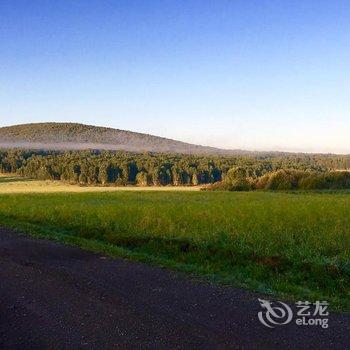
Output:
0 122 240 154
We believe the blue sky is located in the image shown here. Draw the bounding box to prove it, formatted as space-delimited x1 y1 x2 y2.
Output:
0 0 349 153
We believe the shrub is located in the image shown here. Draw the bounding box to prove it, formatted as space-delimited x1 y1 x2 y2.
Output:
224 167 252 191
201 181 230 191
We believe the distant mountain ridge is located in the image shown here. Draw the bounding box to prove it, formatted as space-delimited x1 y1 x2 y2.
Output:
0 122 247 155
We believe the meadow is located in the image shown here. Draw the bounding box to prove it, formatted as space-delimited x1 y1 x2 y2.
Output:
0 175 349 311
0 174 200 193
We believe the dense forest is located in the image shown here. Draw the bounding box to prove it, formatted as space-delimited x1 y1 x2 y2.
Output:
2 148 350 189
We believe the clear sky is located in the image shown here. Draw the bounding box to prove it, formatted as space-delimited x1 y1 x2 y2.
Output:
0 1 349 153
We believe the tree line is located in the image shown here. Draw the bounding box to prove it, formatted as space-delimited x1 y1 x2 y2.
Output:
1 148 350 188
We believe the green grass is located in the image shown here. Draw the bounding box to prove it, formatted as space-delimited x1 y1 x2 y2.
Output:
1 190 350 311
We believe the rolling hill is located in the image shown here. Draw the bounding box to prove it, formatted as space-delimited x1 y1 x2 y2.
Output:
0 122 245 155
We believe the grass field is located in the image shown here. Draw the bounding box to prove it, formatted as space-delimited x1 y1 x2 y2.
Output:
0 174 200 193
0 175 349 311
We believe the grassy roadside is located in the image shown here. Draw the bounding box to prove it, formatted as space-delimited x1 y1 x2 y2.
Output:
0 189 350 312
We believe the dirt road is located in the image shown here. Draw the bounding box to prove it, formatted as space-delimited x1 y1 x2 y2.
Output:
0 227 349 349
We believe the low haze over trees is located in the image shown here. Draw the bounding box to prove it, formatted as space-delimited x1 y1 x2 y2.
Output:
0 122 237 154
